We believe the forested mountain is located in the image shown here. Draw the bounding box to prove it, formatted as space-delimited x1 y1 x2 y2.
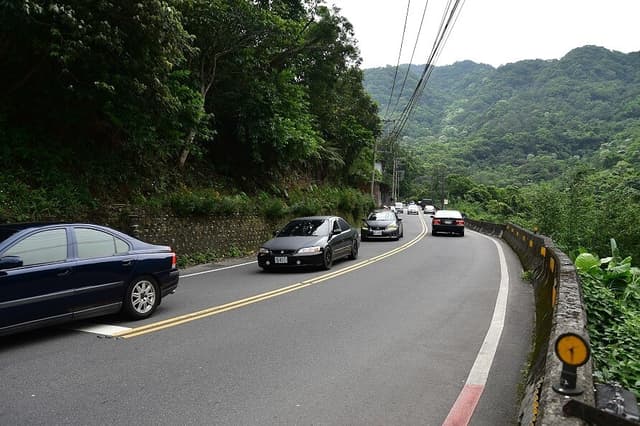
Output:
363 45 640 185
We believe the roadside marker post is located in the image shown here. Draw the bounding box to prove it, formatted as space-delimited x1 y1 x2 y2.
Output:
553 332 590 396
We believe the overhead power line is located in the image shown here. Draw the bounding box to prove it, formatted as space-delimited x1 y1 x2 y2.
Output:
389 0 430 118
383 0 412 120
387 0 466 141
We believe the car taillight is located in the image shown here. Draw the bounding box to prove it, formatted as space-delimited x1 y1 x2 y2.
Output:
171 252 177 268
456 220 465 225
433 219 441 225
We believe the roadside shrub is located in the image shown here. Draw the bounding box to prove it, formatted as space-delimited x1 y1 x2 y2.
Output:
286 185 373 224
257 193 288 220
0 174 93 222
167 189 250 216
576 240 640 397
289 200 321 217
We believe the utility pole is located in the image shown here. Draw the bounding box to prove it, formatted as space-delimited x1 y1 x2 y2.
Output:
370 139 377 201
392 157 404 202
439 166 447 208
371 120 395 206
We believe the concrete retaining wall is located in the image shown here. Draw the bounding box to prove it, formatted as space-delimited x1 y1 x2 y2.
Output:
466 219 593 425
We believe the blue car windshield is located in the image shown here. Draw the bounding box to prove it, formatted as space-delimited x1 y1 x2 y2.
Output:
278 219 329 237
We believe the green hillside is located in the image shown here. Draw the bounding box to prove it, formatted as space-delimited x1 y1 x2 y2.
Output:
364 45 640 185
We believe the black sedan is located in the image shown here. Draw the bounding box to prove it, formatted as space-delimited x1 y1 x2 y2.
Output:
431 209 465 236
361 209 403 241
258 216 358 271
0 223 179 336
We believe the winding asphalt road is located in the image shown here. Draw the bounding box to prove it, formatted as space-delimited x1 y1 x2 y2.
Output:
0 212 533 425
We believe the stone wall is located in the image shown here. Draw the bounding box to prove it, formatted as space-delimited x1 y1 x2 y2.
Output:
93 205 284 258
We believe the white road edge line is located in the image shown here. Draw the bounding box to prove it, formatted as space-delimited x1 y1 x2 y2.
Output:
181 260 257 278
466 233 510 386
442 231 510 426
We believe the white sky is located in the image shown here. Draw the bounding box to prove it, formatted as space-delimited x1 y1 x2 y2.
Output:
328 0 640 68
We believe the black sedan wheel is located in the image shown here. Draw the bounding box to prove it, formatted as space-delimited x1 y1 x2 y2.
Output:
124 276 160 319
322 247 333 270
348 239 359 260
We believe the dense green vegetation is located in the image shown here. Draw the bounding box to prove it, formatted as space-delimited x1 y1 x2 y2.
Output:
0 0 380 222
576 242 640 396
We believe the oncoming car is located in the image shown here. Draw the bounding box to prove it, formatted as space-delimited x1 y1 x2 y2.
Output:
431 210 465 236
257 216 358 271
361 210 403 241
0 223 179 337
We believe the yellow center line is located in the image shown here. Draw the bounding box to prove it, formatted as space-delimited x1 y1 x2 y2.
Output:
114 213 429 339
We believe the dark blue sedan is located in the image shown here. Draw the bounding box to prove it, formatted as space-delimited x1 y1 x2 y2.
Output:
0 223 179 336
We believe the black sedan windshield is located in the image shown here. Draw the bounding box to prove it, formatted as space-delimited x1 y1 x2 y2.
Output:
277 219 329 237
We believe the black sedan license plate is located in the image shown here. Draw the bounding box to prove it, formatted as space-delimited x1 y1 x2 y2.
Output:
274 256 288 264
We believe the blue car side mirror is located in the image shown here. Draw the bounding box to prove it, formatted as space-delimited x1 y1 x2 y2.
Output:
0 255 23 270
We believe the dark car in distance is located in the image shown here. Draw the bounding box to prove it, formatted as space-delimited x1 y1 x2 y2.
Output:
431 210 465 236
0 223 179 337
361 209 403 241
258 216 358 271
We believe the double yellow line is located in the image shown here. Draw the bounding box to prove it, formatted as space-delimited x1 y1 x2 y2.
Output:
114 214 428 339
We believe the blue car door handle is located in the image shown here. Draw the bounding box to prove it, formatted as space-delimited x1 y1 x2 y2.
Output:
56 268 72 277
121 259 134 267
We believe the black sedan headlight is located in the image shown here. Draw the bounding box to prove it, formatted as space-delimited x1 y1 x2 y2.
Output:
295 246 322 255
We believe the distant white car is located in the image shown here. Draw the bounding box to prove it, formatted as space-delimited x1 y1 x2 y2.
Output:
407 204 420 215
394 202 404 214
423 205 437 215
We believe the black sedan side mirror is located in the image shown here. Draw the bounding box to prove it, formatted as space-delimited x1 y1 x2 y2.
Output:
0 255 23 270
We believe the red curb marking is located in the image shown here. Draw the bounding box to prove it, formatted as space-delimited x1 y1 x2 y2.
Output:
442 384 484 426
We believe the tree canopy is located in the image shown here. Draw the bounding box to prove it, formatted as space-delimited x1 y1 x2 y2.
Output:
0 0 380 220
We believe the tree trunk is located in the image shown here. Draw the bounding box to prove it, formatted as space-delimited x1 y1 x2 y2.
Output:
179 128 197 169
